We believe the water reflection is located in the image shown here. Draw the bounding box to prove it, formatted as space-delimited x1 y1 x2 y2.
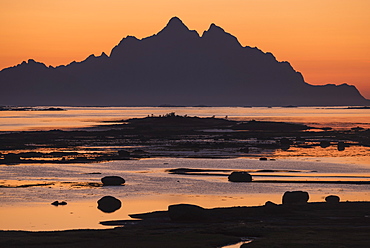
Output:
0 191 369 231
0 195 275 231
221 238 253 248
1 156 370 231
0 106 369 131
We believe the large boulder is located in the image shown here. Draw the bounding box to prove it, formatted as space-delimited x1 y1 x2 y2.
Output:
282 191 309 205
101 176 125 186
325 195 340 204
168 204 206 222
228 171 252 182
97 196 122 213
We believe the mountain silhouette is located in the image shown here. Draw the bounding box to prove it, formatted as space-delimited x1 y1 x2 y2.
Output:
1 16 369 106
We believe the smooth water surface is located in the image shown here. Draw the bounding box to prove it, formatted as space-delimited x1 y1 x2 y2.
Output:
0 106 369 131
1 158 369 231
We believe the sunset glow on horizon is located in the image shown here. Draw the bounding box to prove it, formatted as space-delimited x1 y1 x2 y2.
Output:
1 0 369 98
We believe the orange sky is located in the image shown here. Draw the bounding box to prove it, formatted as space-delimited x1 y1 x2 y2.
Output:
1 0 369 98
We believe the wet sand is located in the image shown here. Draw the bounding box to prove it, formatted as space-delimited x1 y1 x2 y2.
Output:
0 116 369 246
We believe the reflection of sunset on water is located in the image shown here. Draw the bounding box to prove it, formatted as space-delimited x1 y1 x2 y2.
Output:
0 106 369 131
1 157 370 230
1 191 369 231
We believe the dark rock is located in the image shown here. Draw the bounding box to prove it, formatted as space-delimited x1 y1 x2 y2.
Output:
51 201 67 206
97 196 122 213
280 138 293 146
337 142 346 151
3 153 21 162
282 191 309 205
259 157 268 161
325 195 340 204
228 171 252 182
320 140 331 148
351 126 364 131
281 144 290 151
118 150 130 157
264 201 278 207
101 176 125 186
168 204 206 222
239 147 249 153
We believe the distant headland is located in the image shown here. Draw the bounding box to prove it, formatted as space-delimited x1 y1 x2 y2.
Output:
0 17 369 107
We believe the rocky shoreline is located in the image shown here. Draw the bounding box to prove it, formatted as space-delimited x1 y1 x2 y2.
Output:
1 199 369 247
1 115 369 247
0 114 369 164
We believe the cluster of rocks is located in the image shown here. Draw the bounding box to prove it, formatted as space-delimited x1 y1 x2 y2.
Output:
97 176 125 213
51 173 342 219
166 191 341 222
281 191 340 205
51 175 126 213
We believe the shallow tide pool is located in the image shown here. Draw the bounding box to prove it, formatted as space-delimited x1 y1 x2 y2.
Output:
1 157 370 231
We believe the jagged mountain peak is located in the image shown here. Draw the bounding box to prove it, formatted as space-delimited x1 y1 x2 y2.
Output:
18 59 47 69
0 17 368 106
202 22 242 48
167 16 186 28
163 17 189 31
157 16 199 37
208 23 225 32
100 52 108 58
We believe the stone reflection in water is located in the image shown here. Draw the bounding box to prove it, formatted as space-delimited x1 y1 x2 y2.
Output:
97 196 122 213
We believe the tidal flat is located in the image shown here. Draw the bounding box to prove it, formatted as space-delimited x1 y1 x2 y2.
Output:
0 114 369 247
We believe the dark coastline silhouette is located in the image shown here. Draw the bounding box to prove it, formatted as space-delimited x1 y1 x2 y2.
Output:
0 17 369 106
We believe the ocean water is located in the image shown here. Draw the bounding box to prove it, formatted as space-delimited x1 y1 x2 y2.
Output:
0 106 369 231
0 106 369 131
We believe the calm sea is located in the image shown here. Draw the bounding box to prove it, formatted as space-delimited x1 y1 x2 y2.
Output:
0 106 369 131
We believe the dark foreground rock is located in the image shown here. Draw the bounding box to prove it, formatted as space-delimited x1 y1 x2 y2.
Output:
101 176 125 186
228 171 253 182
325 195 340 204
168 204 207 222
282 191 309 205
97 196 122 213
51 201 67 206
0 201 370 248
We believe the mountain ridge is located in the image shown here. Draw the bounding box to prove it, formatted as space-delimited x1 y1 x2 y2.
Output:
1 17 369 106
